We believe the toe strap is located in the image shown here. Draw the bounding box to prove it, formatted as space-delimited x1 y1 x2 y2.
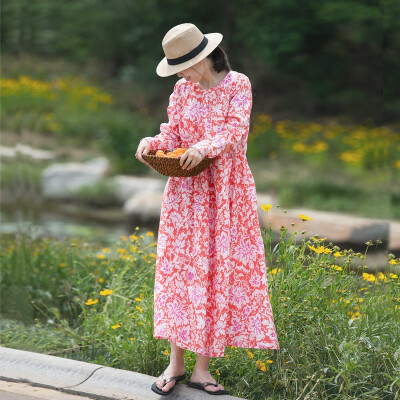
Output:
161 372 185 384
200 381 219 388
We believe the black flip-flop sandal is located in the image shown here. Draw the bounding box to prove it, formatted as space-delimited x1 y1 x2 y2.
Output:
187 380 230 395
151 371 186 396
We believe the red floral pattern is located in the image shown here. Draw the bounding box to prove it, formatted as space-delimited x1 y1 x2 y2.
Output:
141 71 279 357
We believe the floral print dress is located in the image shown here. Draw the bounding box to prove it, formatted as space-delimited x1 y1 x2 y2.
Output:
140 70 279 357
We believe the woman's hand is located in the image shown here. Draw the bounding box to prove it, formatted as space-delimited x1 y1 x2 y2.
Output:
135 139 153 169
180 147 204 170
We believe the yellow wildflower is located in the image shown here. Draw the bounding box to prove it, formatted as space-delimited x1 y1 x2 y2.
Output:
389 273 398 279
255 360 266 372
355 298 364 303
266 360 273 364
340 151 362 164
100 288 113 296
98 277 104 283
102 248 111 253
163 349 170 356
130 234 138 241
136 305 143 312
299 214 312 221
261 203 272 212
308 245 332 254
311 237 326 243
138 321 144 326
111 324 122 329
216 369 220 376
247 350 254 359
389 259 400 265
85 298 98 305
334 251 344 257
362 273 376 283
97 254 106 260
130 337 136 341
331 265 343 271
146 231 155 237
269 268 282 275
150 253 156 258
135 297 142 302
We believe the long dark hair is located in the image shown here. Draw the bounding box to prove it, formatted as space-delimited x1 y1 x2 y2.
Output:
207 45 232 73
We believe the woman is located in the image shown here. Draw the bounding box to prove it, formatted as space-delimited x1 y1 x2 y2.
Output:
136 23 280 396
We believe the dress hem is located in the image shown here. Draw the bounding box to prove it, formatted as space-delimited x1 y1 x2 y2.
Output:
153 334 280 358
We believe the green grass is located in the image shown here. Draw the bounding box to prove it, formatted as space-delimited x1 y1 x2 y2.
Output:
1 217 399 399
0 157 45 191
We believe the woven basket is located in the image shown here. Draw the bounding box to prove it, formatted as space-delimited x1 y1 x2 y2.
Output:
142 149 217 177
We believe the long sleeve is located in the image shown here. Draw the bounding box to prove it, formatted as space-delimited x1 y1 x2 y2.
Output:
190 74 253 158
140 81 182 151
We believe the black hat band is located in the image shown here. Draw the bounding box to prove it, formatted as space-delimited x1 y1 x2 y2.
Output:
167 36 209 66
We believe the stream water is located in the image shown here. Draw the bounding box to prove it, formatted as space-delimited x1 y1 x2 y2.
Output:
0 204 159 246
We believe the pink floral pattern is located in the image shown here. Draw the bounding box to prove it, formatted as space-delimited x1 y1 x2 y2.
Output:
141 71 279 357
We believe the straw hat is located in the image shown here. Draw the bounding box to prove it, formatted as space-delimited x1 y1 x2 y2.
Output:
156 23 223 77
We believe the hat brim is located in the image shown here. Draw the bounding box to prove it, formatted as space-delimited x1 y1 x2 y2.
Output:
156 33 223 77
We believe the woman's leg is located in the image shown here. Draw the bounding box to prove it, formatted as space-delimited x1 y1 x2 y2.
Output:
155 341 186 392
190 354 225 392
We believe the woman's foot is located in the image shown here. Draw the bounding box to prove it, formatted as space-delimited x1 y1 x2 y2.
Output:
155 363 186 393
189 369 225 393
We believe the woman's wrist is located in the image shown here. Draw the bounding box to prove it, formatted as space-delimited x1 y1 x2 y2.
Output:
140 137 152 148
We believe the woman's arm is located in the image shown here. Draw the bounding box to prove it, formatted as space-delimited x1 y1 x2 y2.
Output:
190 74 252 158
140 82 182 151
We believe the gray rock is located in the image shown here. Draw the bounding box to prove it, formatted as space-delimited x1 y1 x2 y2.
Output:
0 144 56 161
258 207 390 246
15 143 56 161
123 190 164 225
112 175 165 203
257 206 400 270
0 146 16 158
389 222 400 252
41 157 110 199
